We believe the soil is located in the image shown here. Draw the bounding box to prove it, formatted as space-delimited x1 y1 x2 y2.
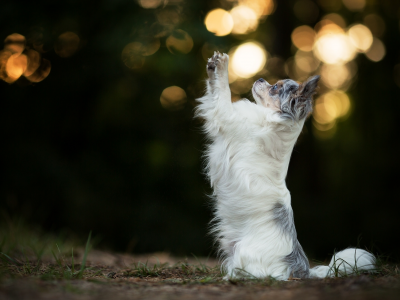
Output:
1 249 399 300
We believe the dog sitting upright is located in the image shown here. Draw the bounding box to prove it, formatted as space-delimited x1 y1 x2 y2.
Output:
195 52 375 280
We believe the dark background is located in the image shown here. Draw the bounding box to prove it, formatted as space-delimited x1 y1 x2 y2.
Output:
1 0 399 261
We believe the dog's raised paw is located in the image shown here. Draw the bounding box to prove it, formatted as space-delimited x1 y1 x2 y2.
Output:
207 59 217 71
207 52 221 71
207 51 229 80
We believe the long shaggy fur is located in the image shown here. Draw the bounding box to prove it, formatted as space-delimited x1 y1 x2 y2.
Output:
195 52 375 280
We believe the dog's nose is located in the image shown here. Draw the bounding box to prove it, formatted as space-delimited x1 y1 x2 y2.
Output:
257 78 265 82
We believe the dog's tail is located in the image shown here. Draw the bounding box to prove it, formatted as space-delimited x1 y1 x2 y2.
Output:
309 248 376 278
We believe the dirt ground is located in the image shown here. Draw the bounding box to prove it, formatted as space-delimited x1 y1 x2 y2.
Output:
1 249 400 300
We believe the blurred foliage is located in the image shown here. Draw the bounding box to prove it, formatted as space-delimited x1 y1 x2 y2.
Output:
0 0 400 260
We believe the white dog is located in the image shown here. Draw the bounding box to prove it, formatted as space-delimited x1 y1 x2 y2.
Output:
195 52 375 280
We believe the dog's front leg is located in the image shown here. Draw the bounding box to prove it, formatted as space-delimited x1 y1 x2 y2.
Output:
206 52 231 111
196 52 233 136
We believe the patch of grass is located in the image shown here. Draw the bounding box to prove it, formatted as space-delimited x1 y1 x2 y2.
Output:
1 216 399 290
123 260 169 277
0 215 77 264
0 223 95 281
121 260 224 284
45 231 92 280
373 254 400 277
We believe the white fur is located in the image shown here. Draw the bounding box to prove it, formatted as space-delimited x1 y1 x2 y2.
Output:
309 248 376 278
195 52 376 280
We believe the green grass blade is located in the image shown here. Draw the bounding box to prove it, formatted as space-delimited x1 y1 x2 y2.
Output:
71 248 75 274
0 252 20 265
51 250 62 267
78 231 92 279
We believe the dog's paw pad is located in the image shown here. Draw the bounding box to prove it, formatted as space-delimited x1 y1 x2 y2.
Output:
207 53 221 71
207 61 217 71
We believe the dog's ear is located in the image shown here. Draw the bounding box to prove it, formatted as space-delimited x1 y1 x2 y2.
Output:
299 75 320 99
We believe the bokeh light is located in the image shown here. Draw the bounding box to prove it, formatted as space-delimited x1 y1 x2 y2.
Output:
138 0 165 9
166 30 193 54
312 118 336 131
228 67 238 84
204 9 234 36
342 0 366 11
0 50 12 81
348 24 373 52
321 13 346 28
54 32 80 58
291 26 316 52
267 57 287 78
4 33 26 54
285 57 318 81
293 0 319 23
320 62 356 89
23 49 41 77
314 101 337 125
25 58 51 83
201 42 219 62
313 90 351 126
230 5 258 35
365 38 386 62
5 53 27 83
315 20 344 35
144 40 161 56
239 0 275 18
0 33 52 84
157 7 180 26
313 23 356 65
284 57 299 80
229 41 267 78
160 86 187 111
142 39 161 56
121 39 160 67
294 50 320 73
363 14 385 38
312 119 337 139
230 78 254 94
121 43 146 69
204 1 274 37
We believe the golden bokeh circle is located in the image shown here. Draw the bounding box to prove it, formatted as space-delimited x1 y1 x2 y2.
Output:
5 53 28 83
348 24 373 53
230 5 258 35
365 38 386 62
166 30 193 54
24 49 41 77
313 90 351 125
25 58 51 82
138 0 164 9
4 33 26 54
294 50 320 73
229 41 267 78
291 26 316 52
121 42 146 69
342 0 366 11
160 86 187 111
204 9 234 37
313 32 356 65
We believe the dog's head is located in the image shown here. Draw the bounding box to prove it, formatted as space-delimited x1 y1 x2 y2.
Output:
252 75 320 122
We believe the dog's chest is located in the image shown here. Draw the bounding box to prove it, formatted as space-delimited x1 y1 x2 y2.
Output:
207 133 285 186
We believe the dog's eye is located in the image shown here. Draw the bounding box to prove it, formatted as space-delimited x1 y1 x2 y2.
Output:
271 84 278 91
